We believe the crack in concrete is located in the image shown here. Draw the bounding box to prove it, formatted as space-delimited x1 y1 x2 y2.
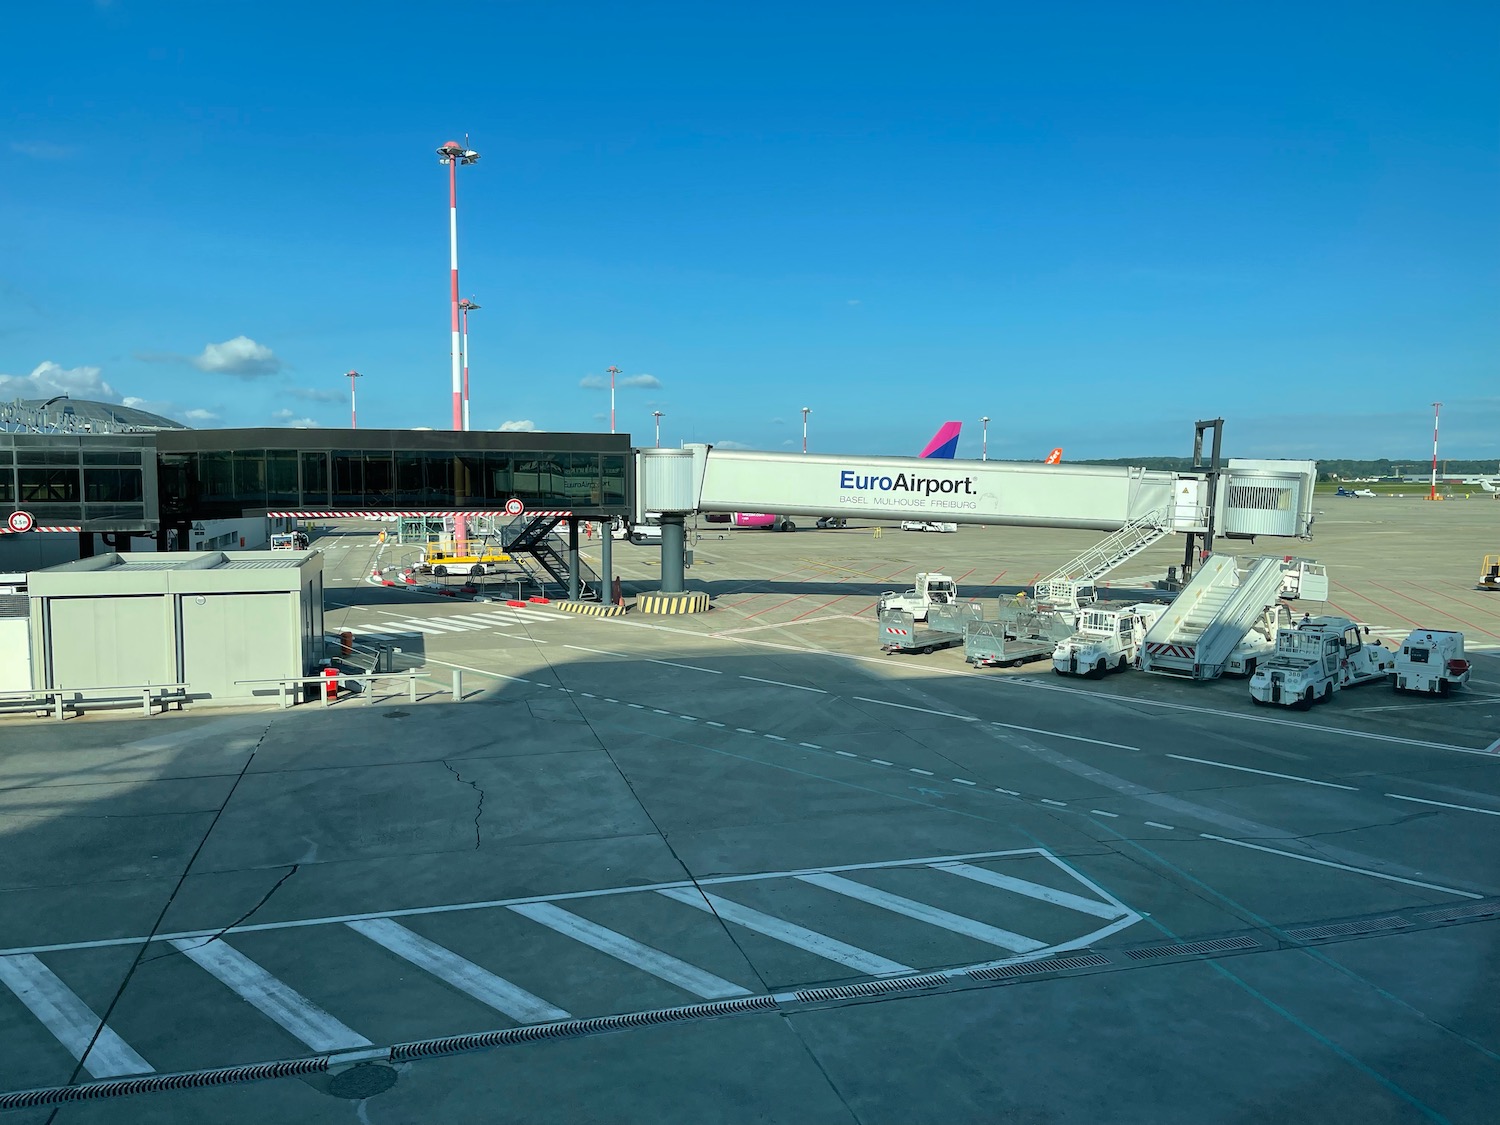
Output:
441 760 485 849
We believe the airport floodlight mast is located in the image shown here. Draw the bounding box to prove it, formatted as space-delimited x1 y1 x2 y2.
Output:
437 139 480 431
607 366 621 433
653 410 663 448
1430 401 1442 501
345 370 361 429
802 406 811 453
980 415 990 461
458 298 480 431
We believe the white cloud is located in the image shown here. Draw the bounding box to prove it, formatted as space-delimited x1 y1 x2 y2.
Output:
10 140 75 160
498 419 539 432
579 373 660 390
271 408 318 428
846 299 861 306
288 386 342 403
180 408 220 424
0 361 119 402
713 439 755 450
192 336 282 377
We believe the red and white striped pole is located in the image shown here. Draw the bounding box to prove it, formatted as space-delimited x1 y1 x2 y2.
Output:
1430 401 1442 501
437 140 479 431
346 370 361 429
460 298 480 432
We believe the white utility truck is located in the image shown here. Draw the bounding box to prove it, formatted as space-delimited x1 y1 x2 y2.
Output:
1052 602 1170 678
1393 629 1471 695
900 521 958 533
877 572 958 623
1248 615 1395 708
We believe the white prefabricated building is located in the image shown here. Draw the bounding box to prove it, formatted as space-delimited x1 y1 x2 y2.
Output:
27 551 324 704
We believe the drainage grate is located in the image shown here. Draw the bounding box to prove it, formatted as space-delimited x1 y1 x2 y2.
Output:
966 954 1111 982
1124 935 1260 959
1284 916 1410 942
0 1058 327 1113
390 996 777 1061
793 972 950 1004
1413 901 1500 924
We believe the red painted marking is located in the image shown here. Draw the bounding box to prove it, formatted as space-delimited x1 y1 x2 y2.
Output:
786 561 911 624
1330 579 1422 630
1368 579 1500 639
989 569 1008 585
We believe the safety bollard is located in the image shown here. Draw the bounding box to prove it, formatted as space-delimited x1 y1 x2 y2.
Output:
340 630 354 656
323 666 339 705
451 668 463 702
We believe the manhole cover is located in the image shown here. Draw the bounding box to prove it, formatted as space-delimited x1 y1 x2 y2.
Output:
383 710 411 719
327 1063 398 1099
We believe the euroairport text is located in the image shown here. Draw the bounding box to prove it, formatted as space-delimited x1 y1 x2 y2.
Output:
839 469 980 510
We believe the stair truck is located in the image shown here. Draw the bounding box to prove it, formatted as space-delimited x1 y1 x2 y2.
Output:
1248 615 1395 708
1392 629 1471 695
1139 555 1294 680
966 600 1078 669
877 573 958 623
1052 602 1170 678
880 601 982 655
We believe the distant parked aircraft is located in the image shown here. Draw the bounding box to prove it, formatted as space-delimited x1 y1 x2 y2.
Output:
1335 487 1376 498
1044 447 1063 464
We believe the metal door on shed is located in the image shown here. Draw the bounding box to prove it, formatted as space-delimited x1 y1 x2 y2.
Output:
179 592 292 700
47 596 172 689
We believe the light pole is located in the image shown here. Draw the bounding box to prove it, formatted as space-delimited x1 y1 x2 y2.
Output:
980 415 990 461
458 297 480 431
1430 402 1442 501
653 410 664 448
437 139 479 431
607 365 621 434
801 406 810 453
346 370 362 429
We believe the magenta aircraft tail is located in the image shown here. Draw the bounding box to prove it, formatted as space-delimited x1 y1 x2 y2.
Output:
920 421 962 459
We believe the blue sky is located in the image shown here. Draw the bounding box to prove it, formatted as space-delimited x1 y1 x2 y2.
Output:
1 1 1495 460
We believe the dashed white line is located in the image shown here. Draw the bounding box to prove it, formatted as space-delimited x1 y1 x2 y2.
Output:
988 721 1139 752
952 778 976 786
909 768 935 776
652 709 671 715
564 644 632 659
736 727 756 734
1386 793 1500 817
835 750 858 758
1091 810 1120 818
800 743 823 750
706 721 725 728
740 676 827 693
854 696 978 721
995 788 1020 796
678 715 697 721
1166 754 1358 791
628 703 644 710
871 759 893 766
1040 799 1068 807
1200 834 1482 898
1144 822 1176 830
765 735 787 742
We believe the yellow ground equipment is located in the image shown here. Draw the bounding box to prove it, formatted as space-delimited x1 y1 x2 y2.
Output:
1481 554 1500 592
419 539 511 577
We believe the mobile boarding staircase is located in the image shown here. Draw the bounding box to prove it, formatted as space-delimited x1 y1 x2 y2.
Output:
497 515 603 600
1138 554 1286 680
1032 506 1173 612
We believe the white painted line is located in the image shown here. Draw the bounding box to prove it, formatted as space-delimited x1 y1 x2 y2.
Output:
735 727 756 734
1166 754 1359 791
627 703 644 709
835 750 857 757
952 778 976 786
1091 810 1120 818
347 918 570 1023
706 721 725 728
765 734 787 741
995 788 1020 796
0 954 153 1078
1199 835 1483 899
508 902 749 1000
1488 736 1500 755
1144 822 1175 830
934 862 1125 920
871 759 894 766
564 644 632 659
802 743 824 750
1040 799 1068 807
658 887 913 976
678 715 697 721
797 873 1047 954
652 709 671 715
645 658 721 675
989 721 1139 752
605 698 619 704
1386 793 1500 817
402 618 482 632
909 768 934 776
374 620 448 635
171 938 373 1051
855 696 978 721
739 676 828 693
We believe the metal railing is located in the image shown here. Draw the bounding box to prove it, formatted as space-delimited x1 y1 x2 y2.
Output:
0 682 190 720
234 669 476 710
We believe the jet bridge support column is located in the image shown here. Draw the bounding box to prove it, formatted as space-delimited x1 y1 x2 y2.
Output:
567 518 580 601
1182 418 1224 581
660 514 686 593
600 523 614 603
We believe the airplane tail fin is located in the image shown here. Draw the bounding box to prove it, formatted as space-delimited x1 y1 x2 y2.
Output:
1044 447 1063 465
920 421 962 459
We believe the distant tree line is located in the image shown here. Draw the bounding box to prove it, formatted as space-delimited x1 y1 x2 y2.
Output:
1066 457 1499 480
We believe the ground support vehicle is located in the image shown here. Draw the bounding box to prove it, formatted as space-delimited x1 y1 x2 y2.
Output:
1393 629 1471 695
1140 555 1292 680
815 516 848 528
270 531 310 551
1248 615 1395 708
877 572 959 623
417 539 512 577
1480 555 1499 592
1053 602 1169 678
880 602 982 654
1278 558 1330 601
900 521 958 533
966 604 1074 669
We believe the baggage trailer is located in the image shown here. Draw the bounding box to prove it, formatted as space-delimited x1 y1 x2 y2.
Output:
880 602 981 655
967 598 1078 668
1393 629 1471 695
